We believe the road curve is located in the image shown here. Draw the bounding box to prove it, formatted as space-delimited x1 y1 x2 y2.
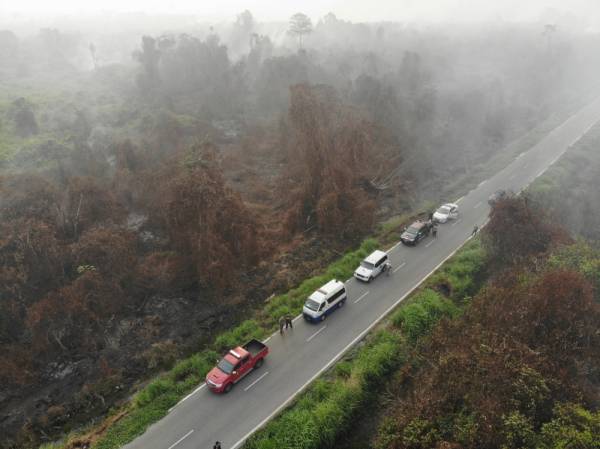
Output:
124 95 600 449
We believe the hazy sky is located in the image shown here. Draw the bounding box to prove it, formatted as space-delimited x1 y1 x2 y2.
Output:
1 0 598 28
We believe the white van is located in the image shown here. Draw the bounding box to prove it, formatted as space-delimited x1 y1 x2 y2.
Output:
303 279 347 322
354 250 389 282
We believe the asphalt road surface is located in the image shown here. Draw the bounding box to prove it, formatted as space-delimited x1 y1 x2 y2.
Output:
124 96 600 449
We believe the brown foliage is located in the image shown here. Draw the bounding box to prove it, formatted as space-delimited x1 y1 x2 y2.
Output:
56 177 127 239
381 269 600 449
153 142 260 291
283 84 378 240
0 174 59 224
25 271 126 355
135 251 193 294
482 195 571 266
72 227 137 282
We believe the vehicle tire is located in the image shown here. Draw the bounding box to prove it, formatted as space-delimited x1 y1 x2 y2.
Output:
254 358 264 369
320 314 326 321
368 276 373 283
338 299 345 308
224 383 233 393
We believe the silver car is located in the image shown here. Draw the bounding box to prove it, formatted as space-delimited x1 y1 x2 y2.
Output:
433 203 459 223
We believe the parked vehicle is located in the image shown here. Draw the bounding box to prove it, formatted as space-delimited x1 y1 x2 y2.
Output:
488 189 508 205
354 250 389 282
433 203 459 223
206 339 269 393
303 279 347 322
400 220 432 245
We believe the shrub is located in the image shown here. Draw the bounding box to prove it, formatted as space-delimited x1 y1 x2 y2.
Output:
133 378 174 408
391 289 458 343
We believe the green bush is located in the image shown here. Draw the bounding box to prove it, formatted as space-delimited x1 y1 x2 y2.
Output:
391 289 458 343
538 403 600 449
133 378 174 408
427 240 485 301
214 320 265 351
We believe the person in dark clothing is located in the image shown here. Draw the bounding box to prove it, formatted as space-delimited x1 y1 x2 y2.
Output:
279 316 286 334
471 225 479 236
428 211 434 221
213 442 222 449
285 315 293 329
432 224 438 238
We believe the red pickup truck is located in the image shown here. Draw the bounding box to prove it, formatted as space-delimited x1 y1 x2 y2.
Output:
205 339 269 393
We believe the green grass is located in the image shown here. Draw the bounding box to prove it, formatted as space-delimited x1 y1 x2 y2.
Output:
425 239 486 302
390 289 459 343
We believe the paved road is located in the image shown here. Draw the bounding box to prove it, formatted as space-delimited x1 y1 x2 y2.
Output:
124 96 600 449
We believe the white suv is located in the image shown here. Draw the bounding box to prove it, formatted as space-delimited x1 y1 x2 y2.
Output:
354 250 389 283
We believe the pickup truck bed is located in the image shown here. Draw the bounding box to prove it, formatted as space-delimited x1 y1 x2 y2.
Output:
243 339 267 357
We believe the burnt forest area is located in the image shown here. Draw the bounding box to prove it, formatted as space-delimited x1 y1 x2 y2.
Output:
1 10 600 448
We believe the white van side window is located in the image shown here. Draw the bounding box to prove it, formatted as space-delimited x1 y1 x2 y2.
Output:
327 289 345 304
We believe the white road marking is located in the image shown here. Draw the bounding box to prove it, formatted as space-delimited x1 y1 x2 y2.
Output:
306 325 327 342
389 241 401 252
167 430 194 449
292 314 303 323
346 277 353 283
537 170 545 178
393 262 406 273
244 371 269 392
516 152 525 158
451 218 462 227
354 291 370 303
478 180 487 187
425 240 435 248
455 196 464 204
231 237 470 449
264 336 272 343
473 201 482 209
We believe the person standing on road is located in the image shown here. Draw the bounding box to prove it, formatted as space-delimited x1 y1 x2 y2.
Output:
285 314 293 330
213 442 222 449
279 316 286 335
384 261 392 276
432 224 438 238
471 225 479 237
